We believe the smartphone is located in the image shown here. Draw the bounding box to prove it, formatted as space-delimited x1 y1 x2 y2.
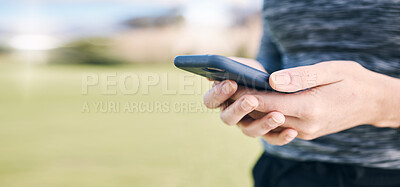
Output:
174 55 273 91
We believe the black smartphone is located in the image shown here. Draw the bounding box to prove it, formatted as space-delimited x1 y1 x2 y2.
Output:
174 55 273 91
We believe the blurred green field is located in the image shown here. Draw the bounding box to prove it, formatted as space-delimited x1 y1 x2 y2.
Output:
0 62 262 187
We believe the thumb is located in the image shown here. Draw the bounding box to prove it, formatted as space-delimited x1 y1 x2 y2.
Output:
269 62 344 92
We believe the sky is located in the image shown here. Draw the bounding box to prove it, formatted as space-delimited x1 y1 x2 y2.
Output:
0 0 262 49
0 1 173 35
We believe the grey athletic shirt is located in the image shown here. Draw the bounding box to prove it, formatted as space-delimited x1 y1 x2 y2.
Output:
257 0 400 169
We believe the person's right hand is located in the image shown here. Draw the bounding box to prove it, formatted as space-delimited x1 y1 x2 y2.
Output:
203 57 298 145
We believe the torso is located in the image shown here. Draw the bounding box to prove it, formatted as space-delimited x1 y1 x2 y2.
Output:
259 0 400 169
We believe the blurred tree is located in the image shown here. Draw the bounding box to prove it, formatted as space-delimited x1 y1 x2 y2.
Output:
0 45 10 54
49 38 126 65
235 43 251 58
123 8 183 29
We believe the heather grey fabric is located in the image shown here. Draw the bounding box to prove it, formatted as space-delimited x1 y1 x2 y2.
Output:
257 0 400 169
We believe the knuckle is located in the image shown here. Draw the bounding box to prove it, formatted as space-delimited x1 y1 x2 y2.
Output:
319 61 337 69
261 116 276 131
241 127 256 138
300 70 312 89
203 97 212 108
232 88 256 101
347 61 362 69
202 91 210 104
291 68 310 90
327 60 363 73
238 95 256 110
203 99 217 109
300 126 319 139
203 89 218 108
300 101 320 119
261 120 271 131
300 107 313 119
232 102 245 114
240 94 253 101
219 112 232 125
212 84 222 96
220 80 237 95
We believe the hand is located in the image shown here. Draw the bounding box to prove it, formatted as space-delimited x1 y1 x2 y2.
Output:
228 60 400 140
203 57 298 145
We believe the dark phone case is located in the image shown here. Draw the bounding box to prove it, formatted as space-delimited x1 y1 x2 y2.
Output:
174 55 273 91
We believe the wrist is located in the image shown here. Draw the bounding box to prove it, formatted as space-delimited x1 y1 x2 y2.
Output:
371 72 400 128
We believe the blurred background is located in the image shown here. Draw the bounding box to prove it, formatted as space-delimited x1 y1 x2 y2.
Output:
0 0 265 186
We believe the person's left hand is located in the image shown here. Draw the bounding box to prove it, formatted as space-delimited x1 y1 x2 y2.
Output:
222 60 399 141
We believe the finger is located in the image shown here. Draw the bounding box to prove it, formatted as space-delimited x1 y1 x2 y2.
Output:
203 80 237 109
228 57 267 73
280 117 319 140
255 92 310 117
269 115 300 133
212 81 221 87
238 111 285 138
262 128 298 146
226 83 312 117
269 61 346 92
232 89 309 117
220 95 258 126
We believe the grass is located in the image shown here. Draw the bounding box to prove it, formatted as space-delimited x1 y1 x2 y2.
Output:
0 62 262 187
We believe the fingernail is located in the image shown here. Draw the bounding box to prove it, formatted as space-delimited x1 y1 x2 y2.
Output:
273 72 291 85
285 131 297 141
267 118 279 128
272 115 284 124
222 81 233 94
241 98 256 111
268 116 283 128
212 81 220 87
